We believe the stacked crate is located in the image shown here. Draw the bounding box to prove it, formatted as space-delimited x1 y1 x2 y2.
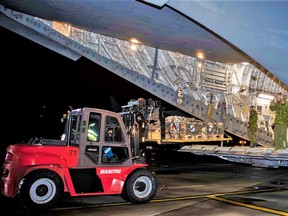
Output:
165 116 187 139
165 116 225 141
185 119 206 140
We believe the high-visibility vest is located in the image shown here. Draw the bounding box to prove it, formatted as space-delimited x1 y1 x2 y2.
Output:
88 129 98 141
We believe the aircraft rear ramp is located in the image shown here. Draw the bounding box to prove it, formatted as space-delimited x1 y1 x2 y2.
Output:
179 145 288 168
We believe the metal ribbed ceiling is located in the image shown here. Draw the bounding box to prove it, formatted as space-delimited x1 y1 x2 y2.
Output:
1 0 287 89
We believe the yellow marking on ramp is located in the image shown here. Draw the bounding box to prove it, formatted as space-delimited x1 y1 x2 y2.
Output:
209 195 288 216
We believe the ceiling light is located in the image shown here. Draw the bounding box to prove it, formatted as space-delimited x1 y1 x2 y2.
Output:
196 52 205 59
130 38 140 44
241 62 250 65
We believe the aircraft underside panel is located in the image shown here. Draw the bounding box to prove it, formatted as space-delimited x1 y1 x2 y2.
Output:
1 6 287 149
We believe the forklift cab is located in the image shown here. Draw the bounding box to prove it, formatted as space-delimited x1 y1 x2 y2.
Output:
63 107 133 167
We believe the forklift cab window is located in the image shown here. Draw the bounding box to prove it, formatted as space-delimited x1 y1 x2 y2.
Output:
70 114 81 145
61 112 81 146
102 146 129 163
87 113 101 142
104 116 123 142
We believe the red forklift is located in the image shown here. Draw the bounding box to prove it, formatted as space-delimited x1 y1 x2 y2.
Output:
1 106 157 211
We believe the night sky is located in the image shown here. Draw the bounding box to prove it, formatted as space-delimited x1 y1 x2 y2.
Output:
1 26 162 160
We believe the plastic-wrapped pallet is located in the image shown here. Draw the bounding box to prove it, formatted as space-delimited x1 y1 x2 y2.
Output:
165 116 186 139
186 119 206 140
164 116 225 141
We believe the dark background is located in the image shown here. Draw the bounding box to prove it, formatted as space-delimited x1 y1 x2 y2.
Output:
1 26 166 161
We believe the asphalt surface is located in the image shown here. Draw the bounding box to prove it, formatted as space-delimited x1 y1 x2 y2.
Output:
1 151 288 216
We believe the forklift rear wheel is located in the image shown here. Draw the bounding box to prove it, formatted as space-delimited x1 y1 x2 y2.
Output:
17 169 64 211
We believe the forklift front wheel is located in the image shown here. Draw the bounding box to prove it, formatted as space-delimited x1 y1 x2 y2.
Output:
121 169 157 204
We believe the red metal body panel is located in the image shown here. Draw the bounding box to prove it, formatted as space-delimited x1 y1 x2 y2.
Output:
67 164 148 196
2 144 79 197
97 165 146 194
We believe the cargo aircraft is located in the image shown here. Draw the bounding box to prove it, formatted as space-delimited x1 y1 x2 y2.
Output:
0 0 287 168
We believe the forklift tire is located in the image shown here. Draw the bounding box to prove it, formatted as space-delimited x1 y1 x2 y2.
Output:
17 169 64 211
121 169 157 204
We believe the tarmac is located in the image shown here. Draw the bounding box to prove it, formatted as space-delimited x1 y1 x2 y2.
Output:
1 151 288 216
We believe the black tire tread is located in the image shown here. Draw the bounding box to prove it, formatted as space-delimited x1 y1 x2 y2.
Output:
122 169 157 204
17 169 63 211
